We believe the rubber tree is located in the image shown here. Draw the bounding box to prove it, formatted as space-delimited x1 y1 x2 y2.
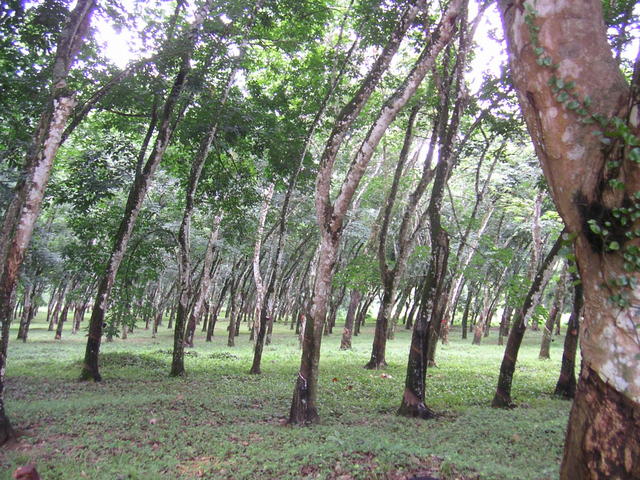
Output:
80 1 213 382
288 0 466 424
0 0 96 445
498 1 640 476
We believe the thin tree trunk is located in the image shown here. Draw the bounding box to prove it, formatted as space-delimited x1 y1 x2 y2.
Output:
554 278 583 398
539 263 568 359
82 3 210 382
491 233 562 408
289 0 466 425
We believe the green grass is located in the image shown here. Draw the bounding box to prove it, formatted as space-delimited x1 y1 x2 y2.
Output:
0 315 571 479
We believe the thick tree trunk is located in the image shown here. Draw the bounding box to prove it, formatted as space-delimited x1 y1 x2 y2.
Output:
554 280 583 399
560 365 640 478
0 0 96 444
499 2 640 475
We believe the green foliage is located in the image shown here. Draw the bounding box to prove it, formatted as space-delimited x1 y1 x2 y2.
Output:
3 316 570 480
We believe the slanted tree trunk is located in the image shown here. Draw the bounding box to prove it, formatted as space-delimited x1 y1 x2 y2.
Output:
82 3 211 382
398 14 479 411
460 286 473 339
499 3 640 476
0 0 96 445
554 276 583 399
54 299 71 340
498 303 513 346
340 290 361 350
172 38 242 373
492 233 562 408
366 103 436 369
16 282 35 341
248 184 275 374
539 263 568 359
289 0 459 425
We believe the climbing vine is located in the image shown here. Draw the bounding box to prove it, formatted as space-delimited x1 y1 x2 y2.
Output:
524 0 640 310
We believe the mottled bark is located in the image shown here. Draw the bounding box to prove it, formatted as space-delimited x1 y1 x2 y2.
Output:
0 0 96 443
499 1 640 474
290 0 466 425
249 184 274 374
397 227 449 418
560 365 640 479
366 103 435 369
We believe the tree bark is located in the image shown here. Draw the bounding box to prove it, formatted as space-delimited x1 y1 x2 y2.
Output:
81 3 210 381
290 0 464 425
0 0 96 444
539 263 568 359
499 2 640 475
492 233 562 407
248 184 275 374
554 275 583 399
340 289 361 350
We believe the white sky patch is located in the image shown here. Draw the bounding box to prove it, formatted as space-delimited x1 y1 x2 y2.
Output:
95 24 139 69
468 3 506 93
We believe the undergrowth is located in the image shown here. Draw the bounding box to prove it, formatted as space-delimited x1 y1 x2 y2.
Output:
0 315 571 480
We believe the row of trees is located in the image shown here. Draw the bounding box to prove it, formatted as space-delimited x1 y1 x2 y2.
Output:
1 0 638 477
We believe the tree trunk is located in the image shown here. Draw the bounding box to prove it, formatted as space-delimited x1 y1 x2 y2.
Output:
497 304 513 346
491 233 562 408
249 184 275 374
289 0 464 425
16 283 35 341
554 279 583 399
499 2 640 475
539 263 568 359
54 300 71 340
340 289 361 350
173 56 237 372
0 0 96 445
82 3 210 382
398 227 449 418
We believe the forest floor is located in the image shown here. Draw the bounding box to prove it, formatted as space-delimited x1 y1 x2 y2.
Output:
0 316 571 480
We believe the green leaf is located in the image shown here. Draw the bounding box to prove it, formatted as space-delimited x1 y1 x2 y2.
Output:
608 241 620 251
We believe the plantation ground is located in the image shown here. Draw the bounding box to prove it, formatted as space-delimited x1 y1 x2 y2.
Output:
1 316 571 479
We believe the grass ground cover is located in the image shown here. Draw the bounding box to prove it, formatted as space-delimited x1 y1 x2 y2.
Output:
1 316 571 479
